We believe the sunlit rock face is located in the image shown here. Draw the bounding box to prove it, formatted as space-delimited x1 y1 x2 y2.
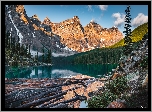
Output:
5 5 123 55
43 16 123 52
84 22 123 49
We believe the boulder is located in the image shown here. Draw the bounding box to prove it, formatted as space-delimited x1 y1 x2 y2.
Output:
107 100 126 108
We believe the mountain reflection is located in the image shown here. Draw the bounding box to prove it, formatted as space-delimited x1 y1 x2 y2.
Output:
5 64 118 78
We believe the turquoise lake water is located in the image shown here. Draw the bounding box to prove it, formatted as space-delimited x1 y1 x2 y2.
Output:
5 64 118 79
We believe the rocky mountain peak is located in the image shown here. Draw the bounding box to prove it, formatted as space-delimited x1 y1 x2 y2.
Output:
6 5 124 54
16 5 24 14
43 17 51 25
32 14 40 21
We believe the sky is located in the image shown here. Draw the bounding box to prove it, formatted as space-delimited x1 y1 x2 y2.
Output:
24 5 148 37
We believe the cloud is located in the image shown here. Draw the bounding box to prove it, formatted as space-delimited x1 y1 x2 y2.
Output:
90 19 95 22
112 12 125 27
76 9 79 11
88 5 92 11
90 16 98 23
52 52 75 57
81 11 84 14
131 13 148 27
98 5 108 11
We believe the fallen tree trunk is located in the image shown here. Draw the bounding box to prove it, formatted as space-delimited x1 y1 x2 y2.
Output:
36 95 64 108
44 90 87 108
16 90 68 108
6 87 62 105
44 95 86 108
50 103 69 108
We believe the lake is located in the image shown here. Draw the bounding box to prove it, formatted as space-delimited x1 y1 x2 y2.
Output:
5 64 118 79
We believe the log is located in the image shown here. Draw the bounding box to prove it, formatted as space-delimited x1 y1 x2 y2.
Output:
16 90 68 108
5 90 20 98
44 90 87 108
50 103 69 108
36 96 64 108
44 95 86 108
6 87 62 105
41 79 87 88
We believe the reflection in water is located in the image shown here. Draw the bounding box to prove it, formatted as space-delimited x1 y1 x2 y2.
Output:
5 64 118 79
51 69 80 78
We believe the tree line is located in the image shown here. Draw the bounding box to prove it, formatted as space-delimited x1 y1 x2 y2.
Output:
52 47 123 65
5 26 52 67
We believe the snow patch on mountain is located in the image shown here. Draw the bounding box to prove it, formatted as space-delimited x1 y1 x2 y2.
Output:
9 12 23 43
63 46 74 51
30 49 43 57
32 33 36 37
18 33 23 43
56 42 60 48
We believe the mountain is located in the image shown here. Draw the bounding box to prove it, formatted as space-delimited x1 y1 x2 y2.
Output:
5 5 123 57
43 16 123 52
52 22 148 65
5 5 77 57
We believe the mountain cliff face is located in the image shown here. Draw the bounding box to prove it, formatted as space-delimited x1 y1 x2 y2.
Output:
5 5 76 57
42 16 123 52
5 5 123 56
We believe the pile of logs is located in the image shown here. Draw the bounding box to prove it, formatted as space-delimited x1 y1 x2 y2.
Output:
5 77 103 108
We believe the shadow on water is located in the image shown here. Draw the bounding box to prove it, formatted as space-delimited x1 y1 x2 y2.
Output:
5 64 118 79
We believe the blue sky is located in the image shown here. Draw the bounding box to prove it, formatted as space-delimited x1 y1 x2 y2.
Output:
24 5 148 36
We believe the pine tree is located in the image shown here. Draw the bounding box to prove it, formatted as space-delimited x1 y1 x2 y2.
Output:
123 5 133 55
28 44 31 59
20 44 25 56
42 47 45 63
46 49 52 65
25 44 29 57
37 50 38 65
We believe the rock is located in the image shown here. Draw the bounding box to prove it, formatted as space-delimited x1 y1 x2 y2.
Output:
16 5 24 14
68 104 74 108
112 69 115 72
32 14 40 21
99 78 107 81
110 73 122 80
107 100 126 108
142 74 148 89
